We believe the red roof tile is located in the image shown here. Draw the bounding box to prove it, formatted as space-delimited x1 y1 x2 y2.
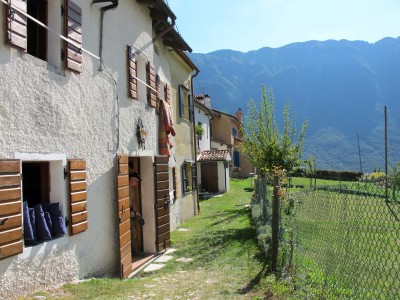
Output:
198 150 230 162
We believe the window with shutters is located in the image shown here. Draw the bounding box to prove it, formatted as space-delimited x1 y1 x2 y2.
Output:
181 161 196 194
179 85 193 122
5 0 82 72
20 159 69 246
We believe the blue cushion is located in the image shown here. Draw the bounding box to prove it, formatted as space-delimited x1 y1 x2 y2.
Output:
25 208 38 246
44 212 52 232
23 201 34 241
42 203 61 215
51 215 67 236
34 204 52 241
43 202 67 237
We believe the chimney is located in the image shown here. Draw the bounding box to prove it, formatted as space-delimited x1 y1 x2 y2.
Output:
235 108 243 122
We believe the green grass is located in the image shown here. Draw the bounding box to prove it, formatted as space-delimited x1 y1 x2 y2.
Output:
285 185 400 299
21 178 278 300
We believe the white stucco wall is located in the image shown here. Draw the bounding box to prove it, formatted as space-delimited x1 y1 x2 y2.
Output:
167 52 198 231
0 0 196 298
194 104 211 154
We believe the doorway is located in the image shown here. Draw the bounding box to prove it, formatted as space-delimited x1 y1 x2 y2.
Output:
129 157 143 256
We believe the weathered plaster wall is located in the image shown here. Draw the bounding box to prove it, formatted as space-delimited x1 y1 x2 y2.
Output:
0 0 164 298
167 52 198 230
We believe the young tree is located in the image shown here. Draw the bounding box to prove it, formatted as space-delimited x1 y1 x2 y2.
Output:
240 85 308 175
240 85 308 272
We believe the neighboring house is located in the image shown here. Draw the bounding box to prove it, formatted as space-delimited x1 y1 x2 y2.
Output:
194 95 230 193
210 108 255 178
0 0 198 298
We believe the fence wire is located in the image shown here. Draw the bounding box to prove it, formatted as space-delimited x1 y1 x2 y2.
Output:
286 179 400 299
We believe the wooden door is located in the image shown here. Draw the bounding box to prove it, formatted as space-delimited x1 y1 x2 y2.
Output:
116 154 132 278
201 162 219 192
154 156 170 252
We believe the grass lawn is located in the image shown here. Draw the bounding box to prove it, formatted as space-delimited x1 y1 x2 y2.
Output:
21 178 278 300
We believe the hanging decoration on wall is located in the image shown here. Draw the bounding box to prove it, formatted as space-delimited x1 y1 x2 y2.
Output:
136 118 147 150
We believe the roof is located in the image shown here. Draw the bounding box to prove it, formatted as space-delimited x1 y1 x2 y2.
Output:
198 150 231 162
137 0 192 52
211 108 239 121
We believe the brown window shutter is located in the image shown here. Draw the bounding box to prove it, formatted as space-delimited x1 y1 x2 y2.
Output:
68 159 87 235
127 46 138 99
156 74 161 110
146 61 157 108
64 0 82 73
0 159 23 260
164 84 171 104
6 0 27 51
172 166 178 200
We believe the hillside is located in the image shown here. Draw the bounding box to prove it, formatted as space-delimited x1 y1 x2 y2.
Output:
189 37 400 172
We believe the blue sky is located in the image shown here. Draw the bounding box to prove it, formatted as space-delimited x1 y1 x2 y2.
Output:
167 0 400 53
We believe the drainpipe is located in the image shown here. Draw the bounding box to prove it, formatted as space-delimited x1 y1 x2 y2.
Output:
92 0 119 70
191 69 200 213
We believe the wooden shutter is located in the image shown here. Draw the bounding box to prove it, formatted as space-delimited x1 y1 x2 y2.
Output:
127 46 137 99
147 61 157 108
164 84 171 104
156 74 161 110
192 163 197 190
188 93 193 122
154 156 170 252
68 159 87 235
6 0 27 51
64 0 82 73
172 166 178 200
116 154 132 278
179 85 185 118
181 163 187 194
0 159 23 260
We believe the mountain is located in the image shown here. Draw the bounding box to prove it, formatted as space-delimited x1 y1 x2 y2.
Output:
189 37 400 172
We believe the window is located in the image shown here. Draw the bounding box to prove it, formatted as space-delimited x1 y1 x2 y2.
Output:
21 160 68 245
233 150 240 168
182 161 197 194
27 0 48 61
232 127 238 138
179 85 193 122
6 0 82 72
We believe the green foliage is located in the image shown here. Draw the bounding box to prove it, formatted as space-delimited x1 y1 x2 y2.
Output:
370 171 386 181
240 85 308 175
195 124 204 136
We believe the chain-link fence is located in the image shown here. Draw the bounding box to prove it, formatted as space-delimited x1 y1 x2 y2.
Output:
285 179 400 299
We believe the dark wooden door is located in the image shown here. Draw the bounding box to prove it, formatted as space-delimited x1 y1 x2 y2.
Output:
154 156 170 252
201 162 219 192
116 154 132 278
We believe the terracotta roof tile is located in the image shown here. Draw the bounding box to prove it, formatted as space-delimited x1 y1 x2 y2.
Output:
198 150 230 162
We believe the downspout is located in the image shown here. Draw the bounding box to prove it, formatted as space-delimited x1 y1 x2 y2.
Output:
191 69 200 213
92 0 119 70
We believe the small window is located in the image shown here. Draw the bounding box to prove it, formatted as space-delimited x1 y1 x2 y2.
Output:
179 85 193 122
27 0 48 61
182 161 196 194
233 151 240 168
21 160 68 245
232 127 238 138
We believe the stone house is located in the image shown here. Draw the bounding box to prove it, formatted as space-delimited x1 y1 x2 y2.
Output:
0 0 198 298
